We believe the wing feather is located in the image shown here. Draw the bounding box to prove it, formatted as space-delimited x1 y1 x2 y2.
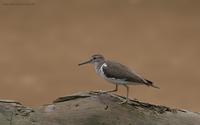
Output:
103 61 147 84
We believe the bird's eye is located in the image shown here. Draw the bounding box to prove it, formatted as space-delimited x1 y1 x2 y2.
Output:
93 57 96 59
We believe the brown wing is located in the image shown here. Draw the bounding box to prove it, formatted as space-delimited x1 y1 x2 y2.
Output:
103 61 147 84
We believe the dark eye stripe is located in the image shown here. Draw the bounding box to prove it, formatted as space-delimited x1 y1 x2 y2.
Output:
91 54 105 60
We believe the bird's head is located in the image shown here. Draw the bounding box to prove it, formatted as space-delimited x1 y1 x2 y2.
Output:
78 54 105 66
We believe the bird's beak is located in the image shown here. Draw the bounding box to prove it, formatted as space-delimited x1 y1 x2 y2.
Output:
78 59 92 66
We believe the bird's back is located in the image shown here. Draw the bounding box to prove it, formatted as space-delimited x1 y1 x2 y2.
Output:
102 61 145 83
101 60 159 89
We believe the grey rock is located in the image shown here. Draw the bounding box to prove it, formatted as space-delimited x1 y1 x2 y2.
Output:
0 91 200 125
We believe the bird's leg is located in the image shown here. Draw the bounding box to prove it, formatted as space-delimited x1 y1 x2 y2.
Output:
120 85 129 104
103 84 118 93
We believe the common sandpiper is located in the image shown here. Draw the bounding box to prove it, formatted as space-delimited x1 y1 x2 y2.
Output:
78 54 159 104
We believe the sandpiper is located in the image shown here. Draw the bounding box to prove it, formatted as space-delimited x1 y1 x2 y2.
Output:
78 54 159 104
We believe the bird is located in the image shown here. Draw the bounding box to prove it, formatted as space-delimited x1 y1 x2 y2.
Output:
78 54 159 104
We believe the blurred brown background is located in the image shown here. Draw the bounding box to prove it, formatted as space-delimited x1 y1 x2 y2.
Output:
0 0 200 111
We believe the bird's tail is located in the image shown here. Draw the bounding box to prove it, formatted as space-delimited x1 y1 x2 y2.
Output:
145 79 160 89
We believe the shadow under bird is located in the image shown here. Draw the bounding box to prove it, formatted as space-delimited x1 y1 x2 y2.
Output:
78 54 159 104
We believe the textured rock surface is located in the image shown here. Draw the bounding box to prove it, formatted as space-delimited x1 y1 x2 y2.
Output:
0 91 200 125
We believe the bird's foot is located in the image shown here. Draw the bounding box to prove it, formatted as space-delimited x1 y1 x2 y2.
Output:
97 90 117 94
104 89 117 94
91 90 108 94
90 90 117 95
98 90 108 94
119 100 128 104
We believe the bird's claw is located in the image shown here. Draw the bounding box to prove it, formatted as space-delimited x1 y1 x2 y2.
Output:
119 100 128 104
